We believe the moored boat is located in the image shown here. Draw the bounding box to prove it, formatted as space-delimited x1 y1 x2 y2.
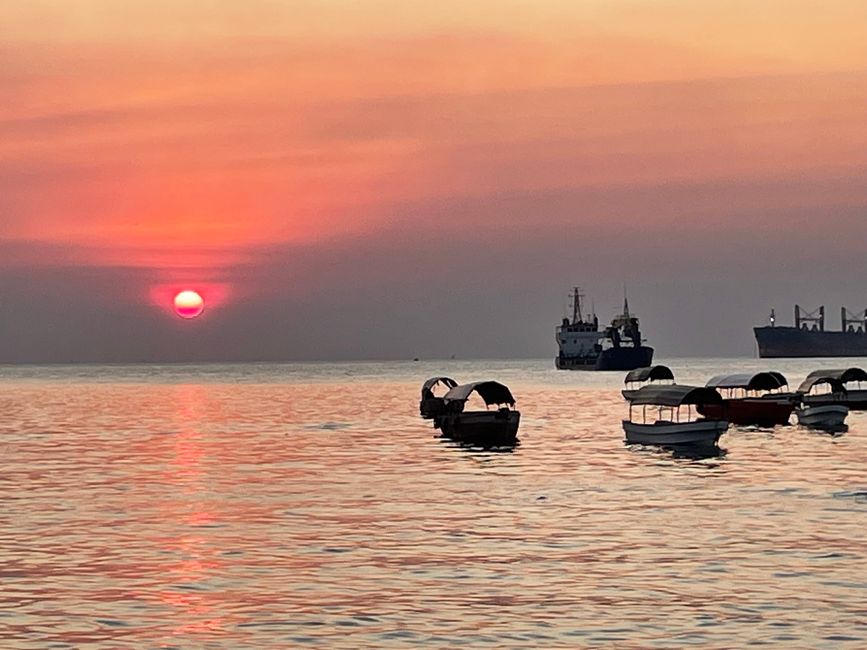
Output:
795 405 849 432
623 385 728 446
701 372 794 426
419 376 458 419
794 373 850 431
436 381 520 446
622 365 675 400
797 368 867 410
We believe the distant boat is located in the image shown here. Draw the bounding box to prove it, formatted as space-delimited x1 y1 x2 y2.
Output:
622 385 728 446
755 305 867 357
555 287 653 371
435 381 520 447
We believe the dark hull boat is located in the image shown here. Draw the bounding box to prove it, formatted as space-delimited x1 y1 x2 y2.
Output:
702 372 794 427
437 410 520 446
698 399 794 427
797 368 867 411
803 391 867 410
419 376 458 419
423 380 521 447
795 405 849 432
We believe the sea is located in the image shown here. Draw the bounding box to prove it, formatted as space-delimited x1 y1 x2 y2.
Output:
1 358 865 649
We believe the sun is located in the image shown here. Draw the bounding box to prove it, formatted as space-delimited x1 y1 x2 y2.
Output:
173 290 205 319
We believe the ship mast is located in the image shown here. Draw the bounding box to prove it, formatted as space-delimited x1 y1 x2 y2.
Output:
571 287 585 323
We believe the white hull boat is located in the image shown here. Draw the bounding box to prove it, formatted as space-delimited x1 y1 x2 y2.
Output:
795 405 848 431
622 419 728 446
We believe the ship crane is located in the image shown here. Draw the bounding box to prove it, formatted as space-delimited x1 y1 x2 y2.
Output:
794 305 824 332
841 307 867 334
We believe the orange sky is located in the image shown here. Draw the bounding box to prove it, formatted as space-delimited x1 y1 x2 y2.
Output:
1 2 866 359
3 1 866 254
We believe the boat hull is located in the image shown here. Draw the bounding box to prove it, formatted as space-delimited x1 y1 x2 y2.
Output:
699 399 794 427
437 410 520 446
795 405 849 431
622 419 728 446
754 326 867 358
803 389 867 411
557 346 654 371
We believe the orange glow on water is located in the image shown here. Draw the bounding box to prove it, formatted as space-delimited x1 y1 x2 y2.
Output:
174 290 205 319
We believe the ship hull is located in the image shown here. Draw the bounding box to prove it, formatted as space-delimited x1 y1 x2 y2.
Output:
556 346 653 371
754 326 867 358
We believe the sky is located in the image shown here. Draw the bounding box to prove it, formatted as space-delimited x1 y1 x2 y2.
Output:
2 1 866 362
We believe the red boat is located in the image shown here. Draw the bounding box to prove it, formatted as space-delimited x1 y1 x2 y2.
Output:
699 372 795 427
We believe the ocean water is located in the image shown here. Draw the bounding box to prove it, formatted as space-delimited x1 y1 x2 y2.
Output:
1 358 865 649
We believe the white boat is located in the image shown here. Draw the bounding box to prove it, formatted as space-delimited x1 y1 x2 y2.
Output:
795 405 849 431
623 385 729 446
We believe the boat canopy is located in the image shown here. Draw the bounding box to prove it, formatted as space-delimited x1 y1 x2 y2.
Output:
443 381 515 406
624 365 674 384
800 367 867 386
796 375 847 395
420 376 458 398
627 385 722 407
706 372 784 391
768 371 788 388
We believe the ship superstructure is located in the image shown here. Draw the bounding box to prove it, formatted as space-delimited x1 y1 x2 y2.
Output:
555 288 601 369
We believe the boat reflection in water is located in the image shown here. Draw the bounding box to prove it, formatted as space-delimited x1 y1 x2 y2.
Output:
627 441 727 461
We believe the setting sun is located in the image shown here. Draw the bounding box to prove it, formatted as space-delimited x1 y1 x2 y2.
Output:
173 290 205 319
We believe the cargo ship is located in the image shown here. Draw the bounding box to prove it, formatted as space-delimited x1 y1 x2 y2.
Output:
555 288 654 371
754 305 867 358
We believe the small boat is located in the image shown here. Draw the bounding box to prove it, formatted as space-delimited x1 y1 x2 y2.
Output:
419 376 458 419
798 368 867 410
795 405 849 432
701 372 794 426
623 385 728 446
436 381 520 446
795 374 850 431
622 365 675 400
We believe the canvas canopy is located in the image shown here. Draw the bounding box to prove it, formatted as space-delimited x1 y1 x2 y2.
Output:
627 384 722 407
796 376 847 395
420 376 458 398
768 371 788 388
624 365 675 384
706 372 784 391
801 367 867 386
443 381 515 406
